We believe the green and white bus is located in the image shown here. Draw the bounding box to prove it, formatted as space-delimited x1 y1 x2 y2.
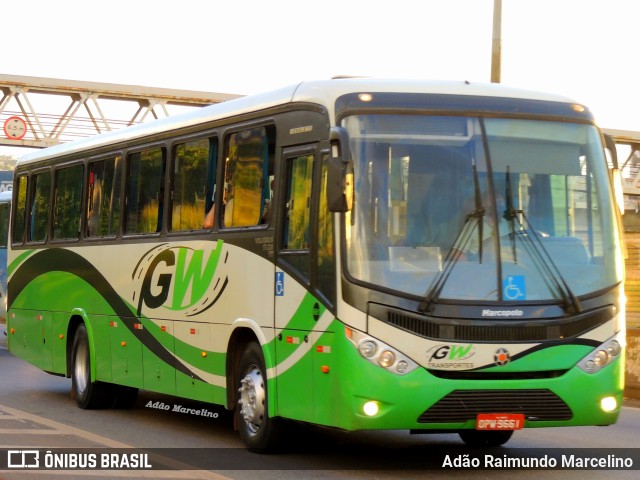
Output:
7 78 626 450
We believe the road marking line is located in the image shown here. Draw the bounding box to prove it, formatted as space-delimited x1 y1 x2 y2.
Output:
0 403 231 479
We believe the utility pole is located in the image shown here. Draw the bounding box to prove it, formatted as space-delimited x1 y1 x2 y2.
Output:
491 0 503 83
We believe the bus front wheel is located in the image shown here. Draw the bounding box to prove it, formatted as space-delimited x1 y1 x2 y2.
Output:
235 342 282 452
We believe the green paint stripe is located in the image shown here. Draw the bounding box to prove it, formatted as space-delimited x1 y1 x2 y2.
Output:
8 249 34 276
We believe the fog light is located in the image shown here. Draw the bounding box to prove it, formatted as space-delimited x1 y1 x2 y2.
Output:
600 396 617 413
363 401 379 417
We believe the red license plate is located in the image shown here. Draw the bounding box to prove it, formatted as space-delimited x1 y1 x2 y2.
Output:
476 413 524 430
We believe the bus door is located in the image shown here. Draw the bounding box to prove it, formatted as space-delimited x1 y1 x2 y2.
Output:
274 144 335 422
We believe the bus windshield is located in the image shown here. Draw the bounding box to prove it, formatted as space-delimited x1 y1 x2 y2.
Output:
343 115 622 303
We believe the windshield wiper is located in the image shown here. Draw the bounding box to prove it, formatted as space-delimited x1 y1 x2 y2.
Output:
419 163 484 313
502 168 582 314
418 210 481 313
503 167 518 263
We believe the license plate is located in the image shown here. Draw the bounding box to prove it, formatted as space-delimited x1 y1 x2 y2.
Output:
476 413 524 430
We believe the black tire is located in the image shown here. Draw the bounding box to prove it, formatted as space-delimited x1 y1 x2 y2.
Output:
459 429 514 447
235 342 283 452
71 324 110 409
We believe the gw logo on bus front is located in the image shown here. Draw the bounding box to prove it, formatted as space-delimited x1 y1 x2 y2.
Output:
427 344 476 362
133 241 226 317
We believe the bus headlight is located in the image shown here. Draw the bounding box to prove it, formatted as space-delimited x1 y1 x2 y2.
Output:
378 350 395 368
607 340 621 357
358 340 377 358
347 327 418 375
593 350 610 367
396 360 409 373
577 336 623 374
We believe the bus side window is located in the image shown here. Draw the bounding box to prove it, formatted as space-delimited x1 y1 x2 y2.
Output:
0 201 9 249
282 154 314 278
284 155 313 249
53 164 83 240
86 156 123 237
125 147 165 234
317 152 336 305
171 137 216 231
12 175 28 244
28 170 51 243
223 125 274 227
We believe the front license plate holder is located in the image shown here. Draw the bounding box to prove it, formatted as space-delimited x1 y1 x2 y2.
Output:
476 413 524 430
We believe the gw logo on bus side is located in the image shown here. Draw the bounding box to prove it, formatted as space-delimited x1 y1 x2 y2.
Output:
427 344 475 362
133 241 225 317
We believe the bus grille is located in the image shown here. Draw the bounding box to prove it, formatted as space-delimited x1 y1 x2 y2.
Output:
417 389 573 423
386 310 608 342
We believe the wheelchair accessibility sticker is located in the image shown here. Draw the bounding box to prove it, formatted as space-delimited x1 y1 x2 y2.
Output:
503 275 525 300
275 272 284 296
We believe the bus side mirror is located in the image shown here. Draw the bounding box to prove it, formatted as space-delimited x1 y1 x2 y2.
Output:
327 127 353 212
604 134 619 169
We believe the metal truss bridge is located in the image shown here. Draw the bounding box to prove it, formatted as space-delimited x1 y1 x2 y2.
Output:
0 74 241 149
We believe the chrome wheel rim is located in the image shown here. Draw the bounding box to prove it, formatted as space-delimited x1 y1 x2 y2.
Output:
74 341 88 394
238 366 265 435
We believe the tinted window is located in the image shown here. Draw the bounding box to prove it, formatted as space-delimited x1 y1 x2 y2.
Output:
29 170 51 242
171 138 216 231
12 175 27 244
87 155 123 237
126 147 165 234
223 126 274 227
53 164 83 240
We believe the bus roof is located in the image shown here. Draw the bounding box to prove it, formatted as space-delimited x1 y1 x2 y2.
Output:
18 78 585 166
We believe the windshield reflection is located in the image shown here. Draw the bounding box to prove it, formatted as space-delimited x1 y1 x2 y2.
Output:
343 115 621 303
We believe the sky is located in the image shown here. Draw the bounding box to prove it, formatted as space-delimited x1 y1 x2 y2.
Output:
2 0 640 157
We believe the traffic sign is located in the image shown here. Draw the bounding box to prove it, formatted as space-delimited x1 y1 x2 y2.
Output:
3 116 27 140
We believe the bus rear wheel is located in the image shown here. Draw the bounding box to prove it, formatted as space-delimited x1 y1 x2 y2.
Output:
235 342 282 452
71 324 110 409
459 429 514 447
